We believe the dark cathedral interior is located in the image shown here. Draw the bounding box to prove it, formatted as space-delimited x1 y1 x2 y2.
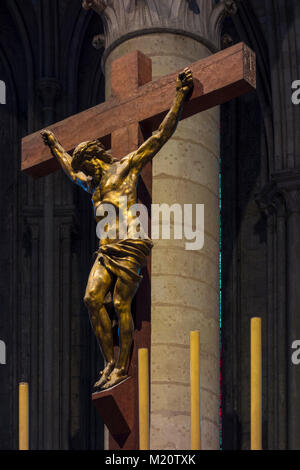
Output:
0 0 299 452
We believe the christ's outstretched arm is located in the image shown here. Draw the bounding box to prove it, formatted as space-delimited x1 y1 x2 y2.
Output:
41 129 92 193
131 67 194 173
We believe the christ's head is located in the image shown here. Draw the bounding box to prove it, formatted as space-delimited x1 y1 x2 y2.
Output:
71 139 114 179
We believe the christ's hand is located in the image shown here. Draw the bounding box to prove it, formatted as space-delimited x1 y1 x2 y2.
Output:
40 130 91 192
41 129 56 148
176 67 194 98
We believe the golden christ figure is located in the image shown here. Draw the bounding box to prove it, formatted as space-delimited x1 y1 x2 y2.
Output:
41 68 193 390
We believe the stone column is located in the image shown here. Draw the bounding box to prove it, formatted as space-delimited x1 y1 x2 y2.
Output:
256 183 288 449
83 0 232 450
257 173 300 450
36 77 61 449
283 186 300 449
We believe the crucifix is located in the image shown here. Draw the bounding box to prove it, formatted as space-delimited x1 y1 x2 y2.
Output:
22 42 256 450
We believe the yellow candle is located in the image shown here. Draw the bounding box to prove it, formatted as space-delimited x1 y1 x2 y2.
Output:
251 318 262 450
138 348 149 450
190 331 201 450
19 382 29 450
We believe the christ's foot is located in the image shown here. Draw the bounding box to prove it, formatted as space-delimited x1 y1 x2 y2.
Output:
101 368 128 390
93 360 115 390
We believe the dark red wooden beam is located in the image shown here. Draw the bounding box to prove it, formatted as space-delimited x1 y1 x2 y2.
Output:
22 42 256 177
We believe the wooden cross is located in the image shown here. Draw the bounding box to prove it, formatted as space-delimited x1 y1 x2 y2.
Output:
21 42 256 450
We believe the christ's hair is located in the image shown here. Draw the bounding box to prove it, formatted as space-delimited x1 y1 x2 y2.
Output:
71 139 114 171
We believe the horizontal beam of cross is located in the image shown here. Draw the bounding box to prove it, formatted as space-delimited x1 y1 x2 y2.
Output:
22 42 256 177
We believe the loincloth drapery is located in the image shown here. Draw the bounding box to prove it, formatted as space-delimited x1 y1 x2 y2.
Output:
95 239 153 326
96 238 153 285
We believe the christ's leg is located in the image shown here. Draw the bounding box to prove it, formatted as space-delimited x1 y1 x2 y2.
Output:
102 276 138 389
84 256 115 388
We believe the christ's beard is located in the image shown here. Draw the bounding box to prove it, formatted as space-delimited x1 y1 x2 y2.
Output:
89 165 102 183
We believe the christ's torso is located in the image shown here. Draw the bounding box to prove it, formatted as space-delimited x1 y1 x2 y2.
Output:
91 154 145 245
